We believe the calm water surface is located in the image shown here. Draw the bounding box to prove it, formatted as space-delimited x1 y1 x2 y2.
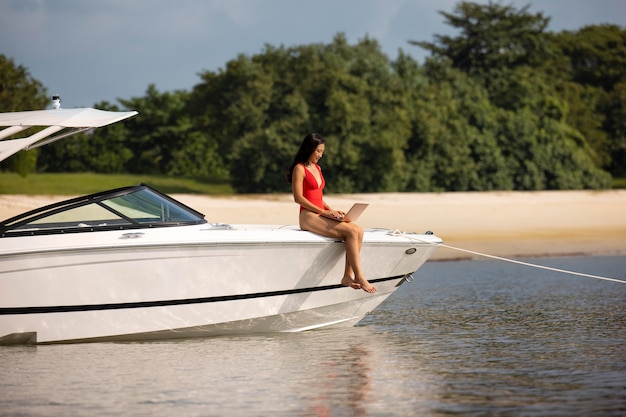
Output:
1 256 625 417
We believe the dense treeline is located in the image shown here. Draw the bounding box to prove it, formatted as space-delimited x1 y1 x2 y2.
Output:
0 55 48 176
2 2 624 193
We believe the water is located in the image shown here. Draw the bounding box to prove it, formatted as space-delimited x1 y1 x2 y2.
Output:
1 256 625 417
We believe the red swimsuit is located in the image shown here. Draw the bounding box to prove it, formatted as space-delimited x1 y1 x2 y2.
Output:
300 163 325 212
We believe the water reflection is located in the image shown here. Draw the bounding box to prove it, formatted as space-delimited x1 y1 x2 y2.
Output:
299 343 371 417
284 327 439 416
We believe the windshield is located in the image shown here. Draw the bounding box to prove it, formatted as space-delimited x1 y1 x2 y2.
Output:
102 189 203 224
0 185 205 237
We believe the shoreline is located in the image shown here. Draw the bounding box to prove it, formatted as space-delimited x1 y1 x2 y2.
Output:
1 190 625 261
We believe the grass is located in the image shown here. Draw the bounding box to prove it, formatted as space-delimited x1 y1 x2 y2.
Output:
1 172 624 195
0 173 235 195
612 177 626 189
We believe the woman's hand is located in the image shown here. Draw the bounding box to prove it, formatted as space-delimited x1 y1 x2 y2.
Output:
322 209 345 220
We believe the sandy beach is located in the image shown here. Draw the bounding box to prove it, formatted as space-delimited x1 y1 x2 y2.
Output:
1 190 624 261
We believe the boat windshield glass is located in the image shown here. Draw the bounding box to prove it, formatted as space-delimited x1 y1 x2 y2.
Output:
0 186 205 236
101 189 202 224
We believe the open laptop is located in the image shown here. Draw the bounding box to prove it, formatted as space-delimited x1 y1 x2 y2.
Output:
321 203 369 222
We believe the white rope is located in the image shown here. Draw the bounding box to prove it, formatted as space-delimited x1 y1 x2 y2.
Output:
391 230 626 285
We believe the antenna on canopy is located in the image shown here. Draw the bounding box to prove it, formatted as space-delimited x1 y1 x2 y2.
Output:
52 95 61 109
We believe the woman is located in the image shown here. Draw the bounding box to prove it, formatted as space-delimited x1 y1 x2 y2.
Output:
287 133 376 293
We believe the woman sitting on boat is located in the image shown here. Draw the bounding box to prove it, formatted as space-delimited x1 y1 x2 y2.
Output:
287 133 376 293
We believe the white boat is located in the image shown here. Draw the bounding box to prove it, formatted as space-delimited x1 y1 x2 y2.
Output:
0 106 442 344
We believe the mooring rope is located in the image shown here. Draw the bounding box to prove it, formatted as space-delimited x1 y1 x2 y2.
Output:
391 230 626 285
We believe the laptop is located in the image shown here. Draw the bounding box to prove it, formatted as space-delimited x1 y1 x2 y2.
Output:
321 203 369 222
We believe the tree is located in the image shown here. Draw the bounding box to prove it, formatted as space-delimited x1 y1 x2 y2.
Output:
408 2 614 185
0 54 48 113
190 34 416 193
37 101 134 173
552 24 626 176
557 24 626 91
410 1 551 77
188 54 275 168
121 85 227 178
0 54 49 175
408 59 514 191
602 81 626 176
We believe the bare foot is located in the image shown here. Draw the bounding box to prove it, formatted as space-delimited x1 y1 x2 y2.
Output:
341 274 361 290
355 277 376 293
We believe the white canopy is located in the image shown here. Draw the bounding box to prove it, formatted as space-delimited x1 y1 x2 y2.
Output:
0 108 138 162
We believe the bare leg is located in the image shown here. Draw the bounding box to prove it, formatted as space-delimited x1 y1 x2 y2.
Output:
342 245 358 288
300 211 376 293
343 224 376 293
342 226 364 289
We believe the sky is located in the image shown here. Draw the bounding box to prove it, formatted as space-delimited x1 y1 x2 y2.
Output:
1 0 625 109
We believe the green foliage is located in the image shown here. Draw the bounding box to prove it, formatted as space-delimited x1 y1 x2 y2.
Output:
0 54 49 176
551 24 626 174
0 54 48 113
0 172 233 195
409 1 619 185
230 129 298 193
2 151 37 177
496 108 611 189
602 81 626 176
38 86 228 179
2 2 622 193
119 85 228 177
190 34 419 193
557 24 626 91
37 101 134 173
411 1 551 77
613 177 626 189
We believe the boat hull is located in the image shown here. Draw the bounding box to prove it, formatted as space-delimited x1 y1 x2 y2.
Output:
0 225 440 344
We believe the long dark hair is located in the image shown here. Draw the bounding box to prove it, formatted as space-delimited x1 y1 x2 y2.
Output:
286 133 325 184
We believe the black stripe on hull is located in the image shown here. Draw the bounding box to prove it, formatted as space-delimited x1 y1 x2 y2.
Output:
0 275 407 316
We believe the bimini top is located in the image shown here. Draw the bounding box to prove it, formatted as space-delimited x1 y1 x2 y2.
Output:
0 184 207 238
0 107 138 162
